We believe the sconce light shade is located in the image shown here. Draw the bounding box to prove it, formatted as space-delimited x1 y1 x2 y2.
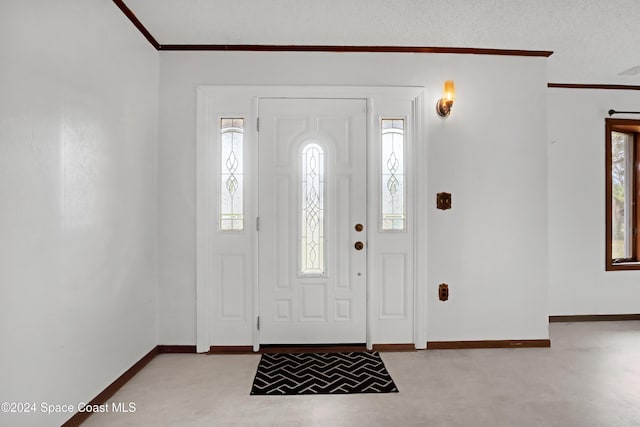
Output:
436 80 456 118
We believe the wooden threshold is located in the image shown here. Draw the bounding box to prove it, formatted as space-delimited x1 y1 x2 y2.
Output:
158 345 197 353
549 314 640 322
427 339 551 350
211 344 422 353
209 345 255 354
259 344 368 354
372 344 416 352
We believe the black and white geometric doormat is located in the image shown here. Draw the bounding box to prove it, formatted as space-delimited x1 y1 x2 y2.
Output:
250 351 399 395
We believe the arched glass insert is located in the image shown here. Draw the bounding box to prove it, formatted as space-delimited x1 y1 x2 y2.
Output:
220 118 244 231
301 143 325 274
381 119 406 231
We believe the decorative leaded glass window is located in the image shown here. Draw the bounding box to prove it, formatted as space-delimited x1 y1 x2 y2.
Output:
301 143 325 274
381 119 406 231
220 118 244 231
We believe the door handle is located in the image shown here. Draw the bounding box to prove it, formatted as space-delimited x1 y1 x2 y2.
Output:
354 241 364 251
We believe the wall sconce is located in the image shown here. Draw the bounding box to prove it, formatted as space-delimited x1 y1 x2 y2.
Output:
436 80 455 118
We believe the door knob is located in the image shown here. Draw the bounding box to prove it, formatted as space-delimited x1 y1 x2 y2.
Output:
354 241 364 250
355 224 363 232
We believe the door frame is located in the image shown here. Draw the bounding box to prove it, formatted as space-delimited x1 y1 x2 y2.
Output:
196 86 427 353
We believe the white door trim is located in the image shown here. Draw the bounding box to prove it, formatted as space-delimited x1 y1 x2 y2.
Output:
196 86 427 353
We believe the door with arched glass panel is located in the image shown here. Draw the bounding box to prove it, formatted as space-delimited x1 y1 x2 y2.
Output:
257 98 367 344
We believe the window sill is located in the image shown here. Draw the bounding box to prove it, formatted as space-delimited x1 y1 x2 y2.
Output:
607 261 640 271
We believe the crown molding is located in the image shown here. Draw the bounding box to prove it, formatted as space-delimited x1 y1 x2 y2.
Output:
548 83 640 90
113 1 552 57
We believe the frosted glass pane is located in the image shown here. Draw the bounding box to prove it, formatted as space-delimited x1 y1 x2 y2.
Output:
220 118 244 231
301 143 325 274
381 119 405 231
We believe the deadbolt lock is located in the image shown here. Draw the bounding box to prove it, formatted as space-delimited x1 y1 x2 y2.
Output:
355 224 364 232
354 241 364 251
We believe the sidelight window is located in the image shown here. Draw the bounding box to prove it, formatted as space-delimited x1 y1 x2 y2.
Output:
381 119 406 231
220 118 244 231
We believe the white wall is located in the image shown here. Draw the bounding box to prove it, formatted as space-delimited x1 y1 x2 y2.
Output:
158 52 549 344
0 1 158 426
548 88 640 315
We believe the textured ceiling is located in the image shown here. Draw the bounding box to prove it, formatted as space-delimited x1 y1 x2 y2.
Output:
124 0 640 84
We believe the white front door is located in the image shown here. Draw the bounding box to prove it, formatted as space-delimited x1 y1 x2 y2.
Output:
258 98 367 344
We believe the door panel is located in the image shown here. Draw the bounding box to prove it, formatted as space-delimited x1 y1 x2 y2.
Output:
367 99 415 344
258 98 367 344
